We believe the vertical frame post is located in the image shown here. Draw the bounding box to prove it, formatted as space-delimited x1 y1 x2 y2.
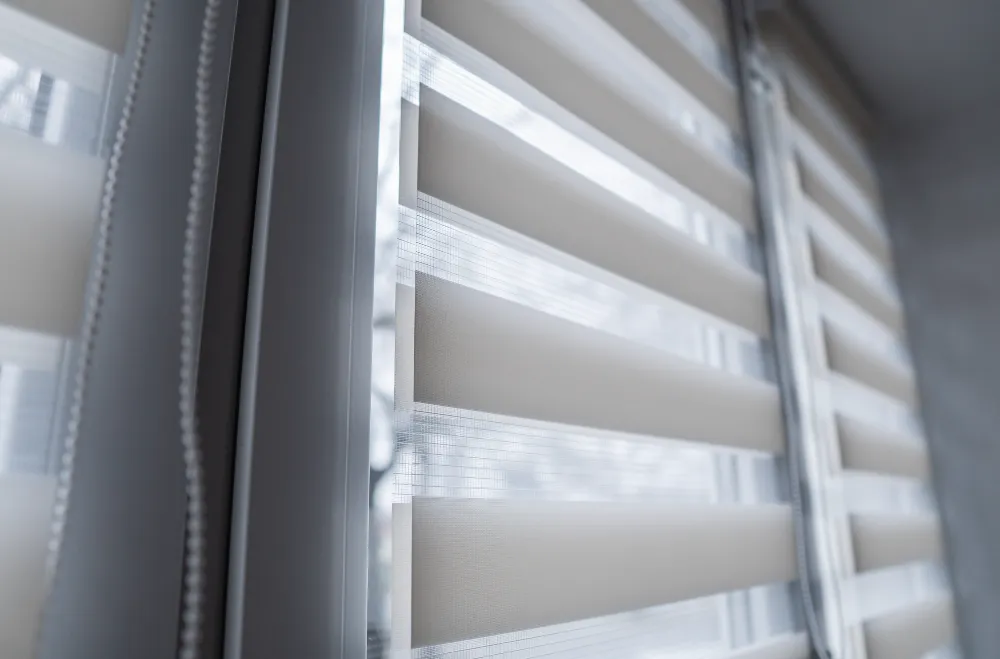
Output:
729 2 868 657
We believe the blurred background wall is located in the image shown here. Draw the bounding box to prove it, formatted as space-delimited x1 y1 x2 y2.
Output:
878 109 1000 659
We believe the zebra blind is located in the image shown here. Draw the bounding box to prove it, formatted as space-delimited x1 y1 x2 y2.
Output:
760 14 957 659
4 0 131 54
369 1 809 657
0 2 122 656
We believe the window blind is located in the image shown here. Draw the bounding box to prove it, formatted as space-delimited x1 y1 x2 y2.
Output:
0 127 104 337
4 0 132 54
371 1 807 657
759 13 956 657
0 2 123 656
863 597 956 659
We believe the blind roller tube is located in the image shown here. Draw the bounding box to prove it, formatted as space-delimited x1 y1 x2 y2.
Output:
413 273 784 452
851 513 943 572
837 415 930 481
0 474 55 658
0 128 103 337
401 498 796 647
863 597 955 659
3 0 132 53
417 92 769 334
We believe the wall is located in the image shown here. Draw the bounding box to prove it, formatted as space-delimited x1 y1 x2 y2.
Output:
877 110 1000 659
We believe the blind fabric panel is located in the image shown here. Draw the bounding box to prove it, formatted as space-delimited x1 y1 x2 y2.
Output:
807 198 895 302
776 23 934 478
784 83 877 204
761 13 956 658
675 0 729 47
0 2 112 95
798 160 890 268
851 514 943 573
863 597 955 659
3 0 131 53
416 90 769 334
413 273 784 452
813 237 903 336
0 327 63 372
789 74 935 511
380 1 803 655
401 498 796 647
729 634 810 659
421 0 755 229
0 128 101 337
811 234 904 335
0 474 55 657
0 5 113 658
823 323 917 406
837 416 930 481
578 0 741 128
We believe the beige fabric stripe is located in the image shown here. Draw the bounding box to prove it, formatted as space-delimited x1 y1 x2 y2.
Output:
404 498 796 647
864 597 955 659
413 273 784 452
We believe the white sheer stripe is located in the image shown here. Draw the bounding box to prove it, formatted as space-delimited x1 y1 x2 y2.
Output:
411 28 755 263
845 562 950 625
401 201 772 380
842 472 935 516
0 326 63 371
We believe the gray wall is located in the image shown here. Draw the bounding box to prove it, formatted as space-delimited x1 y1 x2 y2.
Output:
877 109 1000 659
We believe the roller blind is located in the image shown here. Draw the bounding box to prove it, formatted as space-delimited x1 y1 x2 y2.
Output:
371 1 807 657
863 597 956 659
759 13 956 657
4 0 132 54
399 499 796 647
0 2 120 656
